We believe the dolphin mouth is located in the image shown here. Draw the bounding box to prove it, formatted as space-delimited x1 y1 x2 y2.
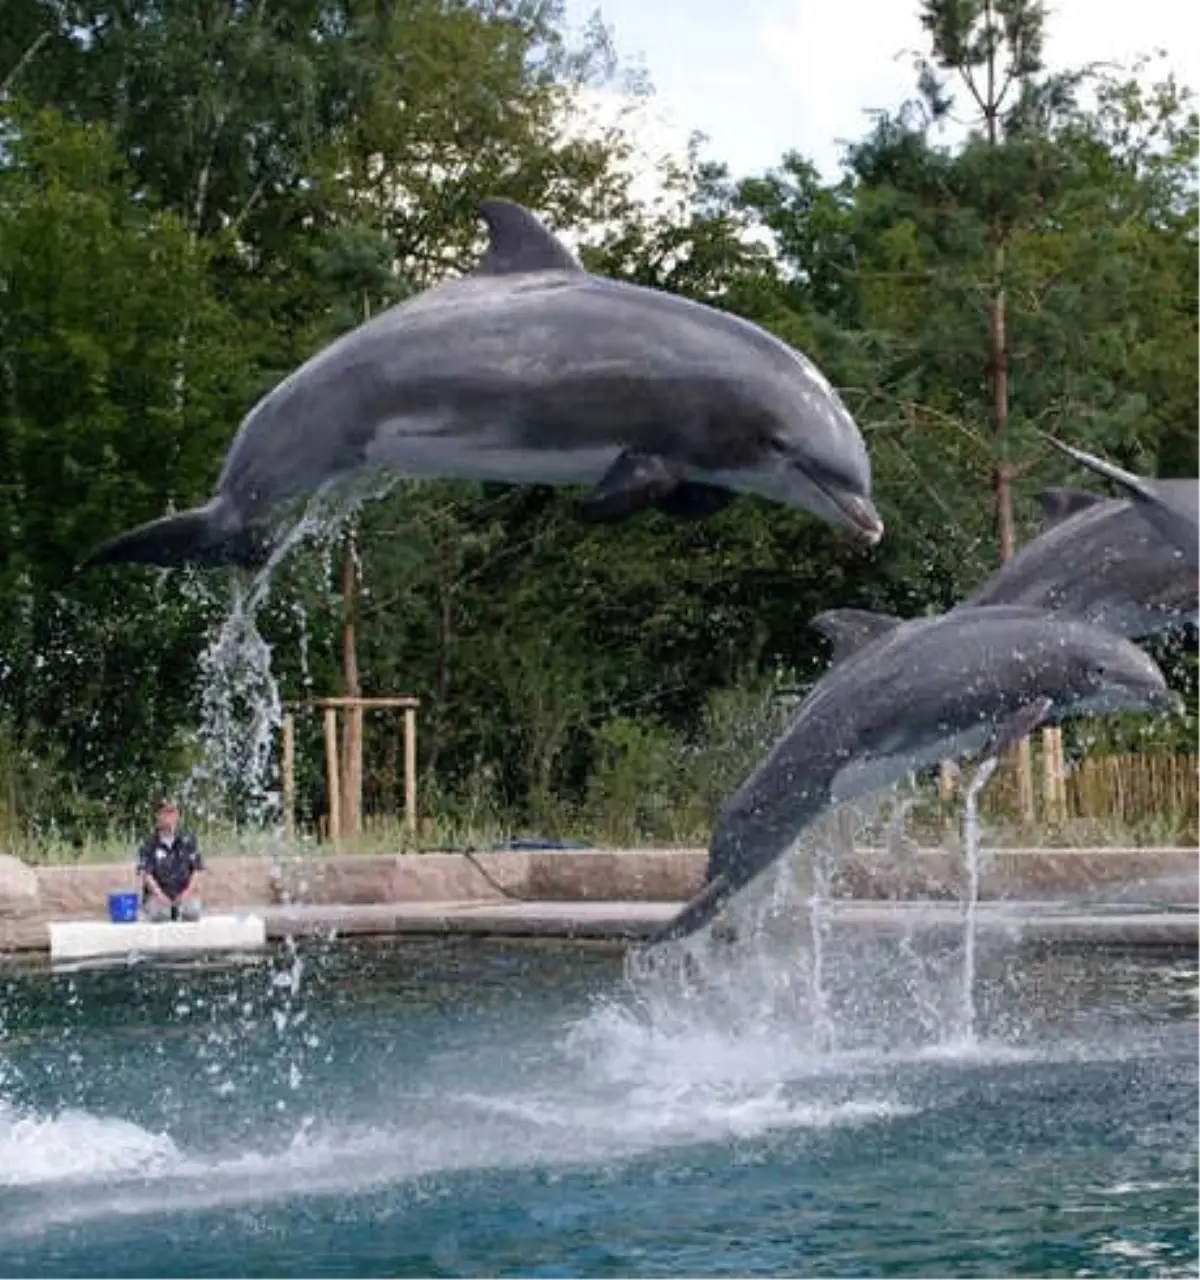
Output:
788 456 883 544
806 473 884 545
1149 686 1185 715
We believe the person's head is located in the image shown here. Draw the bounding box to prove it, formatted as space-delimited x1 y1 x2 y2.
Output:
155 799 180 838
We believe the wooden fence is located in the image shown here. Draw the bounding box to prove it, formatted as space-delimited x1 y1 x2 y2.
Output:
980 749 1198 834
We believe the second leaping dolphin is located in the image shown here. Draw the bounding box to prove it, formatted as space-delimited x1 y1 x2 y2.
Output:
961 488 1197 639
650 605 1177 945
82 200 883 571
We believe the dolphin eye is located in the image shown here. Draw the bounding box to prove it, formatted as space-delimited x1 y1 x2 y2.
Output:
759 431 788 457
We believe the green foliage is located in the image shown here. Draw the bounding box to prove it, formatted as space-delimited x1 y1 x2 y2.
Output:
0 3 1195 847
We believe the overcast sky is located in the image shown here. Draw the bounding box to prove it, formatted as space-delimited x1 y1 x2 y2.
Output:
561 0 1199 181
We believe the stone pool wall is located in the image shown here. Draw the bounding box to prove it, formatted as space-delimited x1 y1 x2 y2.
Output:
1 844 1195 942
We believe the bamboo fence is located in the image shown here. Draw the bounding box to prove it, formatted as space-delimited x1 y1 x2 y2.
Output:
981 747 1198 834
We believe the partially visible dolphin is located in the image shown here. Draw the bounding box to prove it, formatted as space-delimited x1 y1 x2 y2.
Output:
81 200 883 571
961 487 1197 638
651 605 1176 945
1039 434 1198 570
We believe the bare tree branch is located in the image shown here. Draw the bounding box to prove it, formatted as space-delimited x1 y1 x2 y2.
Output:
1 30 51 99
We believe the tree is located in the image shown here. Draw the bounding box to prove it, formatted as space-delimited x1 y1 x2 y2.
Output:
309 222 413 835
914 0 1055 561
0 103 257 827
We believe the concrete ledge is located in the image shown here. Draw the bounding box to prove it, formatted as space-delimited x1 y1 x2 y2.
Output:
1 846 1193 956
27 846 1200 916
49 913 267 961
263 900 679 941
0 917 48 953
5 900 1194 954
264 901 1197 947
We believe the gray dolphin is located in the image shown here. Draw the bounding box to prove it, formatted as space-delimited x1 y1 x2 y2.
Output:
961 487 1197 638
1039 434 1198 570
651 605 1176 945
81 200 883 570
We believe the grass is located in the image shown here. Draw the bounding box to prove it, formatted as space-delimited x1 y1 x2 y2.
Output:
5 800 1196 867
4 683 1195 864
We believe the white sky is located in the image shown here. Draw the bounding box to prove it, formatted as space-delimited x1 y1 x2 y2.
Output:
562 0 1200 181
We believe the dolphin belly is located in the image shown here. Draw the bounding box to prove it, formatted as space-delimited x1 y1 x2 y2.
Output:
828 724 993 806
364 417 622 486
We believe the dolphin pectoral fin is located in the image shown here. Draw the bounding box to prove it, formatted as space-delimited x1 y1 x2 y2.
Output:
1037 487 1106 528
475 200 585 276
808 608 905 665
655 482 737 519
578 452 687 522
644 874 733 947
983 697 1055 759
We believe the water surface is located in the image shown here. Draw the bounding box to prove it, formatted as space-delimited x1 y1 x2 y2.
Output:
0 933 1195 1277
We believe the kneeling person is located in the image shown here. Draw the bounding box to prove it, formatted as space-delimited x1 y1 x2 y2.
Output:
137 800 204 922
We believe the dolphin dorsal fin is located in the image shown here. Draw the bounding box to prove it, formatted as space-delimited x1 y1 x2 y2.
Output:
809 608 904 665
475 200 583 276
1036 487 1104 528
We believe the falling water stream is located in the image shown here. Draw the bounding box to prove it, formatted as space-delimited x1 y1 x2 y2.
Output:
806 850 835 1053
959 754 1001 1044
180 476 400 831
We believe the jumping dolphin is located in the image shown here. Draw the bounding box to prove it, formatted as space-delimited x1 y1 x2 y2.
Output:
650 605 1176 945
1038 434 1198 570
81 200 883 571
961 488 1197 638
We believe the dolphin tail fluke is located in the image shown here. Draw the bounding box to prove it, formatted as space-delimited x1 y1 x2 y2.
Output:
1038 433 1157 503
80 500 268 571
644 874 733 948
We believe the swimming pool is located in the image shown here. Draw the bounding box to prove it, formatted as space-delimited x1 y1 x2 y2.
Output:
0 932 1195 1277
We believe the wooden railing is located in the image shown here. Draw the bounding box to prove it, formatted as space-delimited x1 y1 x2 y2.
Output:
280 696 420 842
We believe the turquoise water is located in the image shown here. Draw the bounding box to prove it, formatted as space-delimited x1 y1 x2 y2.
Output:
0 930 1195 1278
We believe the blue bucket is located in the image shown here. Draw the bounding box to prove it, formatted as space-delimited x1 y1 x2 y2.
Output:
107 892 140 924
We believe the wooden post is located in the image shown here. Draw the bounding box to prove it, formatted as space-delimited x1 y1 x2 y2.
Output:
1013 737 1035 823
281 713 295 840
1042 725 1066 824
323 705 341 843
340 699 363 839
403 705 417 833
351 702 363 836
286 695 417 842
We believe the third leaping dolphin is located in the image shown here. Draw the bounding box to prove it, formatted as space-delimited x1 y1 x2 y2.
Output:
961 488 1197 639
82 200 883 570
651 605 1176 945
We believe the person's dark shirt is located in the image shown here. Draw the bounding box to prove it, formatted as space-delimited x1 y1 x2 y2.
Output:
136 830 203 899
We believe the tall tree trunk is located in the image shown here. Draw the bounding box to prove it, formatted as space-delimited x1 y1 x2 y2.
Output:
982 0 1033 820
989 239 1015 564
989 229 1032 819
338 291 372 838
340 528 362 837
425 547 457 780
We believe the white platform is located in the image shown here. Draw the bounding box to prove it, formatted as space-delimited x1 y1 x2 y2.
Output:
49 913 267 961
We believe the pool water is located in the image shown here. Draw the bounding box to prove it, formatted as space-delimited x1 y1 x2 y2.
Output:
0 930 1195 1278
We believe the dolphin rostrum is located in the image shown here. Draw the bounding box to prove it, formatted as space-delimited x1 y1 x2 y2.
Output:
82 200 883 571
1038 434 1198 570
651 605 1176 945
961 488 1197 639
